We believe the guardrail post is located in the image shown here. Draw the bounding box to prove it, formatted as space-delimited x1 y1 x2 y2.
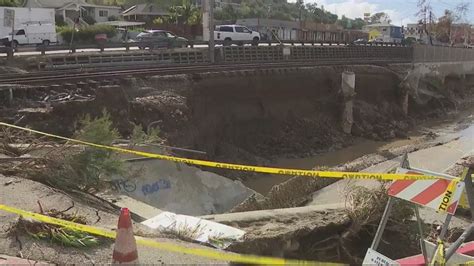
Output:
6 47 14 60
125 42 130 52
71 45 76 54
99 43 105 53
40 46 46 56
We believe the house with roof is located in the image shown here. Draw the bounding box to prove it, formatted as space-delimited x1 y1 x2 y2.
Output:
122 3 169 23
364 22 403 43
25 0 122 25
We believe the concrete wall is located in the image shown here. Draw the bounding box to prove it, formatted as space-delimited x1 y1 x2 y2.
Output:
413 45 474 63
110 154 255 216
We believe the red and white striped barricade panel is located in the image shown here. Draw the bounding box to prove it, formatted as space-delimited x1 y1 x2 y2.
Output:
388 168 465 215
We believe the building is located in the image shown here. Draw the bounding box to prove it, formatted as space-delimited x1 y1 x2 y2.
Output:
236 18 367 43
122 3 169 23
25 0 121 25
471 25 474 45
364 22 403 43
449 23 472 46
405 23 425 40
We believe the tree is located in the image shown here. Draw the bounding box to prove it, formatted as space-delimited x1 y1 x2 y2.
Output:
433 1 470 45
0 0 21 6
214 5 240 21
369 12 391 24
306 3 338 24
416 0 434 45
435 9 453 43
352 18 366 30
449 2 470 46
156 0 201 25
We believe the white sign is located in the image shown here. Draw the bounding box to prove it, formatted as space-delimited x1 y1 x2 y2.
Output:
283 47 291 56
363 249 400 266
142 211 246 249
4 9 14 27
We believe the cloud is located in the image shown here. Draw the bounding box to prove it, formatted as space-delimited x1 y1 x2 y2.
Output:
289 0 417 25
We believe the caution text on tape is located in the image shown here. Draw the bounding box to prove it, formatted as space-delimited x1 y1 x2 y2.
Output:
0 204 334 265
0 122 448 181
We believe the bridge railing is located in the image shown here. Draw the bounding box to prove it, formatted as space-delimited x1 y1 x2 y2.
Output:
219 45 413 63
413 45 474 63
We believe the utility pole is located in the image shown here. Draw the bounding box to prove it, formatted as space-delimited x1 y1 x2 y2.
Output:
203 0 215 63
428 10 433 45
298 0 303 40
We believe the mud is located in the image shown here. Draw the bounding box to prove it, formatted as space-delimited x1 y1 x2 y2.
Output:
1 64 472 180
1 63 474 264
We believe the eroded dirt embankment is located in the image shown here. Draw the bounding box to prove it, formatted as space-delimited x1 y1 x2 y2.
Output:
1 63 474 264
1 65 472 175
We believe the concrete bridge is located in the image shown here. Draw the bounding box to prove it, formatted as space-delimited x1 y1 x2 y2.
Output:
18 44 474 70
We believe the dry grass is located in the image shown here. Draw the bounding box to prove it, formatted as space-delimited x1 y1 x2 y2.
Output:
159 221 206 243
8 202 102 248
307 181 414 263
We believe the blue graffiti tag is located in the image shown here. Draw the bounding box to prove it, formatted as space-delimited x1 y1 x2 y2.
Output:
142 179 171 196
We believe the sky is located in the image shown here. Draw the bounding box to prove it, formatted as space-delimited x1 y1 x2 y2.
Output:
288 0 474 26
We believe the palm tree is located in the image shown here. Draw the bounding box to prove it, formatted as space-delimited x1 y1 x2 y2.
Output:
166 0 201 25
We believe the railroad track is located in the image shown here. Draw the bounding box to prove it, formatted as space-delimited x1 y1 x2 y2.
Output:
0 59 410 85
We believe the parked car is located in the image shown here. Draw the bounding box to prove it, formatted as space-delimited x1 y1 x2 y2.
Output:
135 30 189 49
0 22 56 47
214 25 261 46
351 38 368 45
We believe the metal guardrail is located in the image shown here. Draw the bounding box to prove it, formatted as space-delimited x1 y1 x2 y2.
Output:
218 45 413 63
0 40 407 55
2 42 473 70
42 48 209 70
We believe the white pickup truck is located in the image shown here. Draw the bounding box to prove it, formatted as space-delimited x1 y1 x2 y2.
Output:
214 25 261 46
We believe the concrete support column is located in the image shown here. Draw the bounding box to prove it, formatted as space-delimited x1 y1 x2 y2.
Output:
401 89 409 116
341 71 356 134
399 78 411 117
202 0 211 42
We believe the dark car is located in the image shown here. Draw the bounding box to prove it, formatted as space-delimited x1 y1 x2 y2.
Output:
136 30 189 49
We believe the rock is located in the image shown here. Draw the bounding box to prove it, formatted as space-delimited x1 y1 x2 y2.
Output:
351 123 364 137
394 129 409 139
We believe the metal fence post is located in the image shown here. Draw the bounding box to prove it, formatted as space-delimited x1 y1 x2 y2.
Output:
371 153 410 250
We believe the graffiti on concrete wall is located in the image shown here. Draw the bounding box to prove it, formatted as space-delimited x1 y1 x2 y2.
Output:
111 178 172 196
142 179 171 196
111 179 137 193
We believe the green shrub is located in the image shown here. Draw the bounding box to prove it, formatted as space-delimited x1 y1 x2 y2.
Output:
59 24 117 44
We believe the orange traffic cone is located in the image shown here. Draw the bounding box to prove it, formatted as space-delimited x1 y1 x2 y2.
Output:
113 208 139 264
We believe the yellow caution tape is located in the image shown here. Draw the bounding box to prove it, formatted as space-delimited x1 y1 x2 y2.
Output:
459 168 471 209
436 179 460 213
430 240 446 266
0 122 446 181
0 204 335 265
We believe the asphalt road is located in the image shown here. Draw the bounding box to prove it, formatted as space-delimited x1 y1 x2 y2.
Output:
0 174 227 264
